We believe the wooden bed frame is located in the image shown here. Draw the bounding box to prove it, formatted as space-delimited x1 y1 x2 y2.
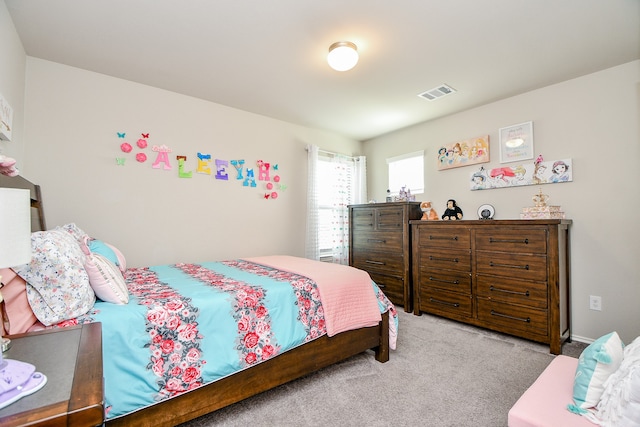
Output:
0 174 391 427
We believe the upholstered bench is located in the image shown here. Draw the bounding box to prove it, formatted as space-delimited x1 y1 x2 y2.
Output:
508 355 595 427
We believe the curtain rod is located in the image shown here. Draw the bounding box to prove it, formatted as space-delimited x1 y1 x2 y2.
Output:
305 145 359 160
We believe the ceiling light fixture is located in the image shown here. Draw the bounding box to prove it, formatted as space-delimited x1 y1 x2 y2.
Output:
327 41 359 72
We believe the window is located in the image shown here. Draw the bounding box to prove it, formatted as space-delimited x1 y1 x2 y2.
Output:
316 154 356 263
387 151 424 196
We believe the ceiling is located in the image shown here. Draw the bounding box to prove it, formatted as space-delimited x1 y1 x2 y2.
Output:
6 0 640 141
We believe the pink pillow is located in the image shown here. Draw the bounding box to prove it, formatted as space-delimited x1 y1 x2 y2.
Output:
81 238 129 304
0 268 38 335
106 242 127 273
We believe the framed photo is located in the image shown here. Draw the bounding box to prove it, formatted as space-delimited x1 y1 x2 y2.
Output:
499 121 533 163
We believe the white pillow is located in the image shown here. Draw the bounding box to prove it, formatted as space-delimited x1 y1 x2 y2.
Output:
81 236 129 304
568 331 625 414
593 336 640 426
85 252 129 304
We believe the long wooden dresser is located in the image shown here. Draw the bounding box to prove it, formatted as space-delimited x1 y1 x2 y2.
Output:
411 219 571 354
349 202 422 312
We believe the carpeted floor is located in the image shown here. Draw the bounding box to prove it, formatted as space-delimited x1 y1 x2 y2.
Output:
179 310 587 427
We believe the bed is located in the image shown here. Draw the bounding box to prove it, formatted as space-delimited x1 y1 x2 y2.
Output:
0 174 397 426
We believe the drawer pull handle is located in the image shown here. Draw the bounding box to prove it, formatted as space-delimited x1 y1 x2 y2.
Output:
490 310 531 323
370 271 404 281
489 261 529 270
430 255 459 263
489 286 530 297
378 223 401 227
365 260 385 265
429 276 460 285
429 235 459 241
489 237 529 244
367 239 387 244
430 298 459 308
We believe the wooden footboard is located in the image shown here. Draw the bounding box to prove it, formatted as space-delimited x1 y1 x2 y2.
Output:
106 310 389 427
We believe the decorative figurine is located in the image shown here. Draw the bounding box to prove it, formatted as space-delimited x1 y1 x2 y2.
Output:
420 201 439 220
442 199 463 220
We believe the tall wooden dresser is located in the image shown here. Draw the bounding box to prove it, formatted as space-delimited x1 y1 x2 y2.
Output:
411 219 571 354
349 202 422 312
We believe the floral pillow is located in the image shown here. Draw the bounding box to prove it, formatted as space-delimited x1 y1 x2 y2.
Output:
13 227 95 326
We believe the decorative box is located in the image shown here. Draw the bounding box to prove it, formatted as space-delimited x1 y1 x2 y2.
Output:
520 189 565 219
520 206 565 219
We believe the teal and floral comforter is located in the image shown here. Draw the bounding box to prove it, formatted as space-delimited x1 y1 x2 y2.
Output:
59 259 396 420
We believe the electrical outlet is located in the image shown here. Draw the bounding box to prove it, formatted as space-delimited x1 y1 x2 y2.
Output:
589 295 602 311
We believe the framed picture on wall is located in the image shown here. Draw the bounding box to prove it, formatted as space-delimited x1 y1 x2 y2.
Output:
437 135 490 170
499 121 533 163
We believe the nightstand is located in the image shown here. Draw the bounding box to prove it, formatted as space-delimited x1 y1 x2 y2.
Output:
0 322 104 426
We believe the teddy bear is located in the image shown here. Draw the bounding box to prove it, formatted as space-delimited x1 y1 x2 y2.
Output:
420 201 439 220
0 154 19 177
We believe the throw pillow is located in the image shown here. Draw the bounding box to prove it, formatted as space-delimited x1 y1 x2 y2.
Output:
14 228 95 326
84 252 129 304
82 236 129 304
568 331 625 415
593 336 640 426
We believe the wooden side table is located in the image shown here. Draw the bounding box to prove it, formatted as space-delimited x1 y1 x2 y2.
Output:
0 322 104 426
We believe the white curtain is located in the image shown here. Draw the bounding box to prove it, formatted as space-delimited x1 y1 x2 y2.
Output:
305 145 367 264
305 144 320 260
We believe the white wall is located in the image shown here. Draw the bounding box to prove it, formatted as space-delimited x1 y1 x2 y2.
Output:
20 57 361 267
364 60 640 344
0 0 26 161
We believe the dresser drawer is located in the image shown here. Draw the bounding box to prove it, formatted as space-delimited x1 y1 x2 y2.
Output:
351 249 404 274
352 231 403 251
416 226 470 250
418 267 471 294
352 209 375 230
418 287 472 319
477 298 548 338
417 246 470 272
475 252 547 281
368 271 404 305
475 229 547 254
376 207 405 230
476 275 547 308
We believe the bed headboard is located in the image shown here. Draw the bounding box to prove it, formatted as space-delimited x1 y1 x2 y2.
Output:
0 174 46 232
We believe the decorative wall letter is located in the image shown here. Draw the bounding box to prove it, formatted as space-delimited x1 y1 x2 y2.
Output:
197 152 212 175
231 159 245 179
177 156 193 178
152 145 173 170
215 159 229 180
257 160 270 181
243 168 256 187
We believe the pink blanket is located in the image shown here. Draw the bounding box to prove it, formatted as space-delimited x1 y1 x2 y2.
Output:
243 255 382 337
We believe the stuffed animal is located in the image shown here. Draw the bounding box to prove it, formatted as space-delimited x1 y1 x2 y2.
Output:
442 199 463 220
0 154 19 177
420 201 439 220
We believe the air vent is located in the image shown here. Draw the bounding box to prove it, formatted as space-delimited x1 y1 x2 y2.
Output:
418 84 457 101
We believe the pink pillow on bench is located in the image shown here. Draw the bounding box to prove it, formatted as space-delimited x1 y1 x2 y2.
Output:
0 268 38 335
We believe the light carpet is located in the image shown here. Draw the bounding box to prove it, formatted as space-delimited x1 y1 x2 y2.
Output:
179 310 586 427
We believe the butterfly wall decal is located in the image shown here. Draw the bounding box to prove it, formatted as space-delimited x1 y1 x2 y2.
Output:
141 133 149 139
117 132 126 138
